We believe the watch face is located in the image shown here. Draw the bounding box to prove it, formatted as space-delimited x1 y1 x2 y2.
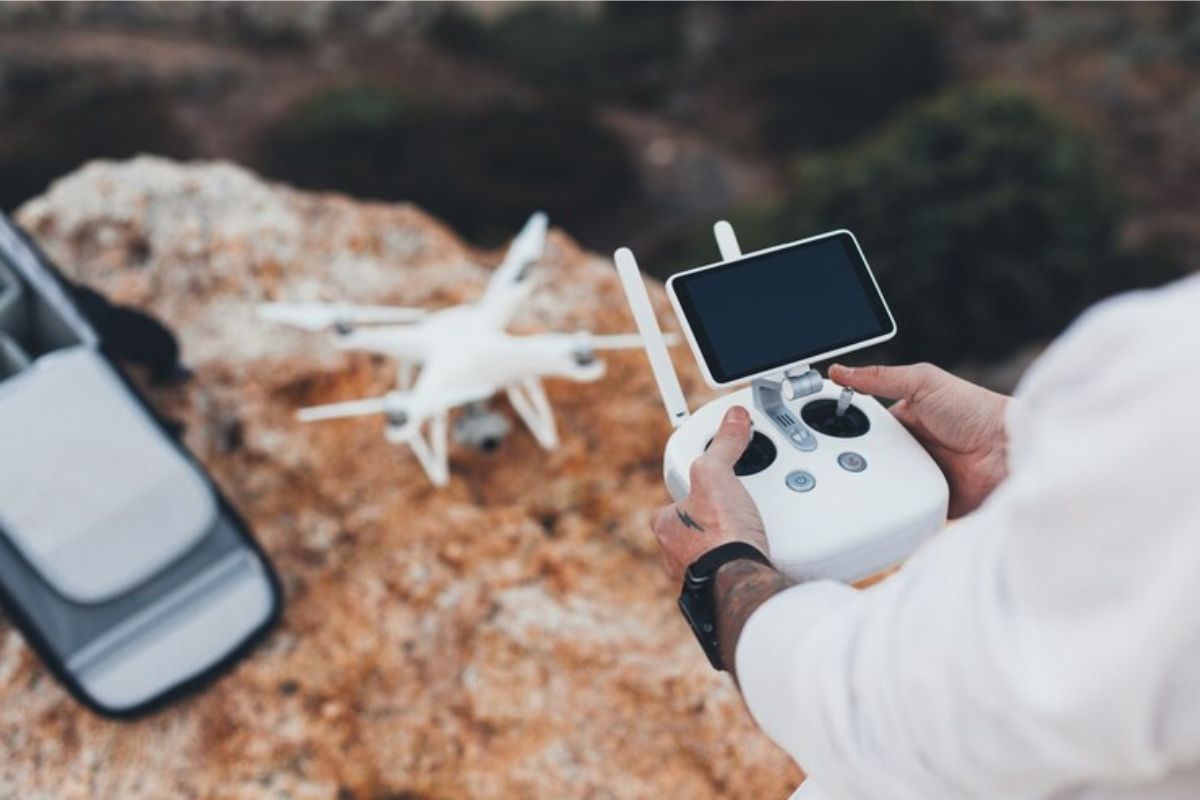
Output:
678 593 723 671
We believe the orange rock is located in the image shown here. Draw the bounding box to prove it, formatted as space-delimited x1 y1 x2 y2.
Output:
4 157 802 799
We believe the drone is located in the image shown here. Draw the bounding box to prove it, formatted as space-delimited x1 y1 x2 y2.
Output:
259 212 675 486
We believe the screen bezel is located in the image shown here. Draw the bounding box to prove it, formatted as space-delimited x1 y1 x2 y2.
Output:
666 229 896 388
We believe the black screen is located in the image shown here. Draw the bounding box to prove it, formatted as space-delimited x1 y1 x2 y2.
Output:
671 232 892 383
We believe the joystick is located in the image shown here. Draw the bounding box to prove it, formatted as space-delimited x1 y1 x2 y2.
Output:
706 429 777 476
615 222 949 581
801 394 870 438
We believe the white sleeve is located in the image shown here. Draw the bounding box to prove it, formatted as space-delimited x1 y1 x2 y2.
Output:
736 283 1200 798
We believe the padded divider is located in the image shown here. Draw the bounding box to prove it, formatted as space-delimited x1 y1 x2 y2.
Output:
0 255 26 340
0 227 88 357
0 333 31 380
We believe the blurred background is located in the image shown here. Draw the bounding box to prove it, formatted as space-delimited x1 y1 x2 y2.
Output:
1 1 1197 383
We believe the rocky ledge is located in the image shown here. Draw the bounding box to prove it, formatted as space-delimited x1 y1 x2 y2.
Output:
0 157 800 798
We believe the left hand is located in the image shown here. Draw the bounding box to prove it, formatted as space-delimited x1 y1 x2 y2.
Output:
651 406 770 583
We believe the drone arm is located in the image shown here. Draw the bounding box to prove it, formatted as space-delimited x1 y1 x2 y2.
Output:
258 302 426 331
296 396 389 423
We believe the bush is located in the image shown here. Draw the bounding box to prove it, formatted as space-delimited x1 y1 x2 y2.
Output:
773 86 1169 365
654 86 1178 367
429 3 684 107
255 85 639 246
0 67 193 211
716 3 946 153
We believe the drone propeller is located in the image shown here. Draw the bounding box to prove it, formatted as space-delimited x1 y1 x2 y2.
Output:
484 212 548 296
296 394 394 423
296 385 495 426
259 302 427 332
581 332 681 351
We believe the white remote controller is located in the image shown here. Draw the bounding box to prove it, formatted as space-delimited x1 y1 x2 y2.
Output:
615 223 948 582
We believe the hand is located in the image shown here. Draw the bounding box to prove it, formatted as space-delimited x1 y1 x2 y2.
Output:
651 406 770 583
829 362 1010 518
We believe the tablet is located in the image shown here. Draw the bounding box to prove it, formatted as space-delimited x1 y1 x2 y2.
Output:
666 230 895 387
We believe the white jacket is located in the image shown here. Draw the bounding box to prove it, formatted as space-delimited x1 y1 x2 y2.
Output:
738 275 1200 799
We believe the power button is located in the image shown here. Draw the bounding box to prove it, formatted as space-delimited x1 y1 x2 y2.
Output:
785 470 816 493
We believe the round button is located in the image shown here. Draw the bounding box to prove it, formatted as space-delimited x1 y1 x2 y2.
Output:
837 451 867 473
785 470 816 493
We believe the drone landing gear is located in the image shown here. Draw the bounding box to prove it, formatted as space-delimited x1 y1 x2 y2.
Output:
506 377 559 450
388 413 451 487
397 361 417 390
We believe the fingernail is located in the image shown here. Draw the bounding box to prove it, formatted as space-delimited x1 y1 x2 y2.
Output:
728 405 750 424
831 363 850 374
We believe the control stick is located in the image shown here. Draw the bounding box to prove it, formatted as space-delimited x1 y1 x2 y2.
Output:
836 387 854 418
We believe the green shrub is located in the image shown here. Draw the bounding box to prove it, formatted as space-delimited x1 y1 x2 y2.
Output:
255 85 639 246
776 86 1168 365
429 3 684 107
651 86 1179 367
716 3 946 152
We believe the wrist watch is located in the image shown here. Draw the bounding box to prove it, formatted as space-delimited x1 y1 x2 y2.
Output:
678 541 771 671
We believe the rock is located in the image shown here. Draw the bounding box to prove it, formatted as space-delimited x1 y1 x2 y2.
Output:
2 157 800 799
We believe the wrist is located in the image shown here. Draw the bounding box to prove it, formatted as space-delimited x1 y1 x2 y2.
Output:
677 544 771 672
714 557 772 596
712 559 794 682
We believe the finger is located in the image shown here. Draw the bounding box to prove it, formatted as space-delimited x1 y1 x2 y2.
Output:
829 362 935 402
889 398 916 426
699 405 753 471
651 504 675 539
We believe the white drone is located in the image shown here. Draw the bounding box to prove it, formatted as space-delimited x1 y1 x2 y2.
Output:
259 212 674 486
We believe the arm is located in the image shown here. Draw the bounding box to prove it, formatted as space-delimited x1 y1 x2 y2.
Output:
736 301 1200 795
714 559 793 684
655 327 1200 795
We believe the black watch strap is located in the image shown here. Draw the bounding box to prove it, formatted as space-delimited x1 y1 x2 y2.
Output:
678 542 771 672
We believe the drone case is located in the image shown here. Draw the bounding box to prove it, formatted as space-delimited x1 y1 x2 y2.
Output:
0 213 281 718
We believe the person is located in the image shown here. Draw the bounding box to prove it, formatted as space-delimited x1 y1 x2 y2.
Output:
649 274 1200 798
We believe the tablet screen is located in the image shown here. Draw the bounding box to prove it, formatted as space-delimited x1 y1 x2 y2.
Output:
670 232 893 384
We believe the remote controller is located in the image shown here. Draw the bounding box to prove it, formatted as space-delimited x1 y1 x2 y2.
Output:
615 223 948 582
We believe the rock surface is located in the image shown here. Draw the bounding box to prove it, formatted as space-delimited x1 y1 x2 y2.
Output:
1 158 801 799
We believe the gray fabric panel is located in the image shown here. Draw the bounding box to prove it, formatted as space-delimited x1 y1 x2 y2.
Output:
0 513 246 660
0 349 217 603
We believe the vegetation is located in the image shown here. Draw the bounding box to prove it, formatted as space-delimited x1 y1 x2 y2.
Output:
0 69 192 212
716 3 946 152
670 87 1178 366
255 85 639 246
429 3 684 107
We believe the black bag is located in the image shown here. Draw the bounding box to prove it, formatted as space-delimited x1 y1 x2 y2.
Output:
0 213 281 718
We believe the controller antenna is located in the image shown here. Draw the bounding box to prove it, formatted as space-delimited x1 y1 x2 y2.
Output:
615 248 691 428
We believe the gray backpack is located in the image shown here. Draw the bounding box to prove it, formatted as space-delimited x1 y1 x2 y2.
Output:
0 214 281 717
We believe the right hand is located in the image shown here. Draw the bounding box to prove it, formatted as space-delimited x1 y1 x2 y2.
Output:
828 362 1010 518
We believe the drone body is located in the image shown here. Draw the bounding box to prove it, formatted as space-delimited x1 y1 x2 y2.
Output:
260 213 667 486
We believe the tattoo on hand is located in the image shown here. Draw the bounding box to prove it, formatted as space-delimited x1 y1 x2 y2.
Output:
676 509 705 532
714 560 794 682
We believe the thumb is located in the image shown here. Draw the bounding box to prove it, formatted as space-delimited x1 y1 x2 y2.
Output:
702 405 753 470
829 363 933 402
